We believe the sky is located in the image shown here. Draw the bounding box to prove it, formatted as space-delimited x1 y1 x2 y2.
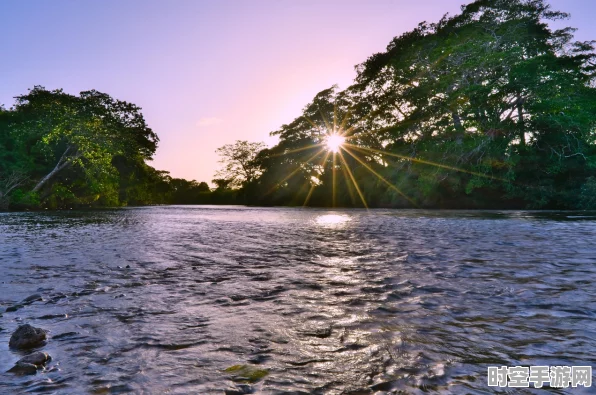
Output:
1 0 594 183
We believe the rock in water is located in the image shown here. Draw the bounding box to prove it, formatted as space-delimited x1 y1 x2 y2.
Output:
7 352 51 375
8 362 38 375
22 294 43 304
18 352 51 366
9 324 47 349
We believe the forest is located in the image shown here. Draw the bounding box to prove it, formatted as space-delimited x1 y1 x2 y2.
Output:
1 0 595 210
0 87 227 210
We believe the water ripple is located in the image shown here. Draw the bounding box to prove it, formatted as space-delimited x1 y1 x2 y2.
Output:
1 207 595 394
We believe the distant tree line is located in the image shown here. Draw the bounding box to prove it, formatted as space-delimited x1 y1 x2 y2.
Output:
2 0 595 210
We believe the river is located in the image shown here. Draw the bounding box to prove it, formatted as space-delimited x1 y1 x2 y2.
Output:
1 206 595 394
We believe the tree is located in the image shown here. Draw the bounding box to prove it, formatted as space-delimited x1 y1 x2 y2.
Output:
197 181 210 193
2 86 221 210
215 140 266 188
212 178 233 191
352 0 596 207
0 171 28 210
167 178 213 204
249 0 596 208
12 87 159 201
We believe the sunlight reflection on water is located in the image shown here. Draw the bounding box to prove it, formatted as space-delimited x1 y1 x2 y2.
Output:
315 214 352 227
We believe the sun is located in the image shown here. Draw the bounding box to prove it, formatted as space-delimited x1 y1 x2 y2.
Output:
325 134 345 153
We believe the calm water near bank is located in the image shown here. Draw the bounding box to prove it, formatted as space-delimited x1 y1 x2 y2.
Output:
1 206 595 394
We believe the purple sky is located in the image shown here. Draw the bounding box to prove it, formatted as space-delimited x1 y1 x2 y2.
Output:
1 0 593 183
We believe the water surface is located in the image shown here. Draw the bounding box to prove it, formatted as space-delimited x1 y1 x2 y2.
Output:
1 207 595 394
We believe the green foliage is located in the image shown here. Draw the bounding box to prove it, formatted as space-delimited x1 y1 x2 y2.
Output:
0 87 217 210
9 189 40 209
239 0 596 209
579 177 596 209
42 184 74 209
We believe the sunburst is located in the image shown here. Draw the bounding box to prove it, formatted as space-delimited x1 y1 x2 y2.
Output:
267 102 509 209
325 134 345 153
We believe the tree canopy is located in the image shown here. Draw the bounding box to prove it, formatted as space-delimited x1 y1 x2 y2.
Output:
215 140 266 188
0 87 216 209
235 0 596 209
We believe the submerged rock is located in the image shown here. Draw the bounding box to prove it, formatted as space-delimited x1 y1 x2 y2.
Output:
18 351 51 366
23 294 43 304
9 324 47 349
6 304 23 312
5 294 43 313
8 362 38 375
224 365 268 383
8 350 52 375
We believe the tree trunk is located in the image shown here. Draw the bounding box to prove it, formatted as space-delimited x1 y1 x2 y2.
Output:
517 94 525 148
452 111 464 144
32 147 72 193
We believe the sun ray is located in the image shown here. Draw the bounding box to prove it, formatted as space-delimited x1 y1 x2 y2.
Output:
265 147 326 196
339 108 352 133
293 175 316 205
347 144 507 183
332 152 337 207
333 105 337 134
338 108 383 140
269 95 515 209
342 146 418 207
303 150 331 206
303 183 317 207
267 143 324 158
275 101 505 209
339 157 357 205
303 115 326 134
319 111 333 135
337 150 368 209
